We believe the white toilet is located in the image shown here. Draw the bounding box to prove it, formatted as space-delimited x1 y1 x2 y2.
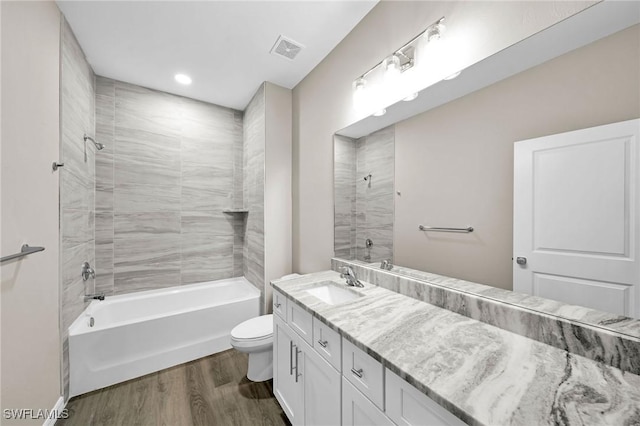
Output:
230 274 299 382
230 314 274 382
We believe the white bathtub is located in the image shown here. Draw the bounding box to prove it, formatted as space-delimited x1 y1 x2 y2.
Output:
69 277 260 398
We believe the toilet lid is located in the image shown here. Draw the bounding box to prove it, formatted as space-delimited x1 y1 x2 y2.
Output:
231 314 273 340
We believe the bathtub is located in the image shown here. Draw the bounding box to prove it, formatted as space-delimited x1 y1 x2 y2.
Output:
69 277 260 398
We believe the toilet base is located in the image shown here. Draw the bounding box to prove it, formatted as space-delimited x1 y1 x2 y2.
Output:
247 349 273 382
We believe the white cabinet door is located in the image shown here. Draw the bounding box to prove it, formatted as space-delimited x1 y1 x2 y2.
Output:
274 315 304 425
514 119 640 318
386 369 466 426
303 340 341 426
342 377 394 426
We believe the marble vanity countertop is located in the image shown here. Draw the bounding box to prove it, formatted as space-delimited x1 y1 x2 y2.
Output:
272 271 640 426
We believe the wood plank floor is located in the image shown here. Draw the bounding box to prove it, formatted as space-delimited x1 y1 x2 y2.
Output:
57 349 290 426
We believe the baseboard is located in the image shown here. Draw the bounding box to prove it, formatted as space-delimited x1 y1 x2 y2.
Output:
42 396 66 426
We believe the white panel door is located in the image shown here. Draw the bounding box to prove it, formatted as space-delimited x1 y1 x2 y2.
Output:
514 119 640 318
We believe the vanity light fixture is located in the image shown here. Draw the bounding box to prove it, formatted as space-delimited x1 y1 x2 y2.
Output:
352 17 446 116
174 73 192 85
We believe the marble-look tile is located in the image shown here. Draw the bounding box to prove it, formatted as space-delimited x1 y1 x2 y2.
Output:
181 235 234 285
62 209 93 249
181 161 233 210
181 211 234 236
95 211 114 295
60 19 95 400
114 82 181 138
114 182 181 213
242 84 265 294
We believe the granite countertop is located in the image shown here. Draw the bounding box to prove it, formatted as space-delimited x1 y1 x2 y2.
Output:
272 271 640 426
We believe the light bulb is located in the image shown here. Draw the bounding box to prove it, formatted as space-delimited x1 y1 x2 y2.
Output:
352 78 368 112
425 19 445 43
383 55 401 81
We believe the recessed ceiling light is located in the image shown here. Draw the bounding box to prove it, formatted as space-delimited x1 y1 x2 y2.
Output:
443 71 461 80
175 74 192 85
373 109 387 117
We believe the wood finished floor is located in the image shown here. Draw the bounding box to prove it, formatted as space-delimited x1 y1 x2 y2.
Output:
57 349 290 426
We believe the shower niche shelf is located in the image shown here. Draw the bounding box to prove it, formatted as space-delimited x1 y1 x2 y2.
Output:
223 209 249 214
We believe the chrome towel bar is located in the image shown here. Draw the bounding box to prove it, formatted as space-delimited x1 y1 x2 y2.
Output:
418 225 474 233
0 244 45 263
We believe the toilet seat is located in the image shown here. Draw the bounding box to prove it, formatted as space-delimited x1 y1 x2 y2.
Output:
231 314 273 342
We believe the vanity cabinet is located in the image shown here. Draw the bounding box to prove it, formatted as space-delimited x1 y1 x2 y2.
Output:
273 308 341 425
274 291 466 426
342 377 394 426
386 368 467 426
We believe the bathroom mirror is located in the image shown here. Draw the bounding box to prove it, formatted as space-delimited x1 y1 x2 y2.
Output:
333 2 640 333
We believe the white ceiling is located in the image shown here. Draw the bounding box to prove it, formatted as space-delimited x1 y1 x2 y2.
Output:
56 1 377 111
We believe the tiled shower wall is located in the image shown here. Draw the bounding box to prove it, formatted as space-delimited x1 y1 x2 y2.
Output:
94 77 245 295
242 84 266 307
334 135 357 259
334 126 394 263
60 19 95 397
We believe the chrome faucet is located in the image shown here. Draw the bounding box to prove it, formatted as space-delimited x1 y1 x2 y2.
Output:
84 293 105 302
340 266 363 287
380 259 393 271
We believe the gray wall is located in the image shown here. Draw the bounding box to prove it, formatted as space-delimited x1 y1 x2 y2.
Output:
1 1 63 420
94 77 244 295
334 127 394 263
242 84 266 306
60 18 96 398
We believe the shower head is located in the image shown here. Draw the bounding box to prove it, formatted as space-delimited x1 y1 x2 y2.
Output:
84 134 105 150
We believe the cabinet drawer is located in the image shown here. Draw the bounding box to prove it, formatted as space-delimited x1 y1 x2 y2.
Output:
287 301 313 346
312 317 341 372
342 338 384 410
342 377 394 426
386 368 467 426
272 289 287 319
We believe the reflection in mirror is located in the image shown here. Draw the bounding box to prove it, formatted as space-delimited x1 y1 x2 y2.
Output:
334 127 394 264
333 2 640 327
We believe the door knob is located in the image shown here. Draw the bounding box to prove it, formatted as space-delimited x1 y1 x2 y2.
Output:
516 257 527 265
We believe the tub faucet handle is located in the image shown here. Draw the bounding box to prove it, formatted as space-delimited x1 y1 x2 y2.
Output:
81 261 96 281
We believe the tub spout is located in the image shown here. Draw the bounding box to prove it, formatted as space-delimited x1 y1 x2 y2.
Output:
84 293 105 302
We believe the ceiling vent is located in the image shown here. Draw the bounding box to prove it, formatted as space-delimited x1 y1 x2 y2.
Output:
270 35 304 61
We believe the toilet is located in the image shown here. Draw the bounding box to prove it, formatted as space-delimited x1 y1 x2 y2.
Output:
230 314 274 381
230 274 299 382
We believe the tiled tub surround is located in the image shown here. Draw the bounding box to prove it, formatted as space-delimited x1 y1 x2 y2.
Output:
60 18 96 398
332 258 640 376
334 126 394 263
94 77 245 295
272 272 640 426
242 84 265 303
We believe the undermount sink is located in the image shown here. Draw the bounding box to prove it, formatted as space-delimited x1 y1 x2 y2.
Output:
305 282 364 305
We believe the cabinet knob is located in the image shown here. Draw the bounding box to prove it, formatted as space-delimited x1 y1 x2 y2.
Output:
275 302 281 308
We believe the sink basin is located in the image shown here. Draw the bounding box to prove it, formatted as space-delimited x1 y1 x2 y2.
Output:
305 282 363 305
